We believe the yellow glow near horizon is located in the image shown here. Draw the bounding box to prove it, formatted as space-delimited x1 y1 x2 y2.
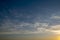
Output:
52 30 60 40
57 36 60 40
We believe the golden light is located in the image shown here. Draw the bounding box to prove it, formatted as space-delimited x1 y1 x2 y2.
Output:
57 36 60 40
51 30 60 40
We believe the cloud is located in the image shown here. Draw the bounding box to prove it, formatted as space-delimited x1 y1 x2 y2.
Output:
0 19 50 34
51 15 60 19
0 28 50 34
49 25 60 30
1 19 60 34
48 25 60 34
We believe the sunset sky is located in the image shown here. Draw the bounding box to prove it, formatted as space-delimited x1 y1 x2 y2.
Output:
0 0 60 39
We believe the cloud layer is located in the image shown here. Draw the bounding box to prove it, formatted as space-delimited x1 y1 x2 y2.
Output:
0 0 60 35
0 19 60 34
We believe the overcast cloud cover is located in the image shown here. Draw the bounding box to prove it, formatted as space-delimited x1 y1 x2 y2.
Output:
0 0 60 35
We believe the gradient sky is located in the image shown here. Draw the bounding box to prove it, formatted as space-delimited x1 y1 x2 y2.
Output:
0 0 60 37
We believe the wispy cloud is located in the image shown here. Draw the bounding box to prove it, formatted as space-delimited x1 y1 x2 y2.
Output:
0 19 50 34
0 0 60 35
0 19 60 35
51 15 60 19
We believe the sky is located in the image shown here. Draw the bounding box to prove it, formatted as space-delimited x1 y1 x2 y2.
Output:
0 0 60 37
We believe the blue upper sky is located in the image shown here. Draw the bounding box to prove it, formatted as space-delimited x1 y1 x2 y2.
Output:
0 0 60 36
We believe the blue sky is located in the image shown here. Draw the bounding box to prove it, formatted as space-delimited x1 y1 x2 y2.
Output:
0 0 60 37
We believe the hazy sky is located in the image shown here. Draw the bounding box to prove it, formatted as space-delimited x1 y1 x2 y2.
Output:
0 0 60 37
